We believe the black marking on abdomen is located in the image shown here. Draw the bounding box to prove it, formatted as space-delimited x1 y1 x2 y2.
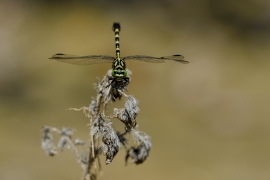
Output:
113 23 121 31
113 23 121 58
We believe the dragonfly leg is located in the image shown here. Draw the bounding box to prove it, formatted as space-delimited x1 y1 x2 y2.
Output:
107 77 129 89
122 77 130 87
107 76 115 88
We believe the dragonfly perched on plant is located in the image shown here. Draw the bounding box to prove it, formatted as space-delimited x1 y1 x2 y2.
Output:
49 23 189 88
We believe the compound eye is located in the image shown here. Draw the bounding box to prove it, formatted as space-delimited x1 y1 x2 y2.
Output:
123 70 127 77
112 70 116 76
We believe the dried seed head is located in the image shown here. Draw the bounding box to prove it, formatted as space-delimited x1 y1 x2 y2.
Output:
74 139 86 146
131 130 152 151
101 135 120 165
91 115 120 164
60 127 74 137
114 108 137 131
42 67 152 171
113 95 139 131
96 72 110 94
117 132 128 149
91 115 106 138
125 130 152 165
41 126 57 156
125 144 150 165
58 128 74 150
124 95 139 120
101 125 120 164
89 98 98 116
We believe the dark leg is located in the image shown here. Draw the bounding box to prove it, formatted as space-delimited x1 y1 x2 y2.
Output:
107 76 115 88
122 77 130 87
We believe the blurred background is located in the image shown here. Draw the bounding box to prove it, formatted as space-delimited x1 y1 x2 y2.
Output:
1 0 270 179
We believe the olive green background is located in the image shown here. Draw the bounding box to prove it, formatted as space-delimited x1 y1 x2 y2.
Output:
1 0 270 180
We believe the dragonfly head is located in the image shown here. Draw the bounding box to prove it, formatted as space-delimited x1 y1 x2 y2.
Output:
112 69 127 79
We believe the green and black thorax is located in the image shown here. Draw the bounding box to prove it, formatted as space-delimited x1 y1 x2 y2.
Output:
111 23 127 80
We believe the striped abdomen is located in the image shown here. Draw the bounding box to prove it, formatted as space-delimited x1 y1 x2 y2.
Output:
113 22 121 59
112 23 127 78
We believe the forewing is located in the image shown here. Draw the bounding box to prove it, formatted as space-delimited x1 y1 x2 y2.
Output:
49 53 114 65
123 55 164 63
124 54 189 64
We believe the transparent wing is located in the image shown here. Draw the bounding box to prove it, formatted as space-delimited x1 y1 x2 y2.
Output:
49 53 115 66
123 54 189 64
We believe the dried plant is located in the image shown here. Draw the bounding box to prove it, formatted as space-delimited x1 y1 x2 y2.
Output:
42 69 152 180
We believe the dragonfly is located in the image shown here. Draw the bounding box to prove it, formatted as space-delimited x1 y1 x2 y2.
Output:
49 23 189 88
